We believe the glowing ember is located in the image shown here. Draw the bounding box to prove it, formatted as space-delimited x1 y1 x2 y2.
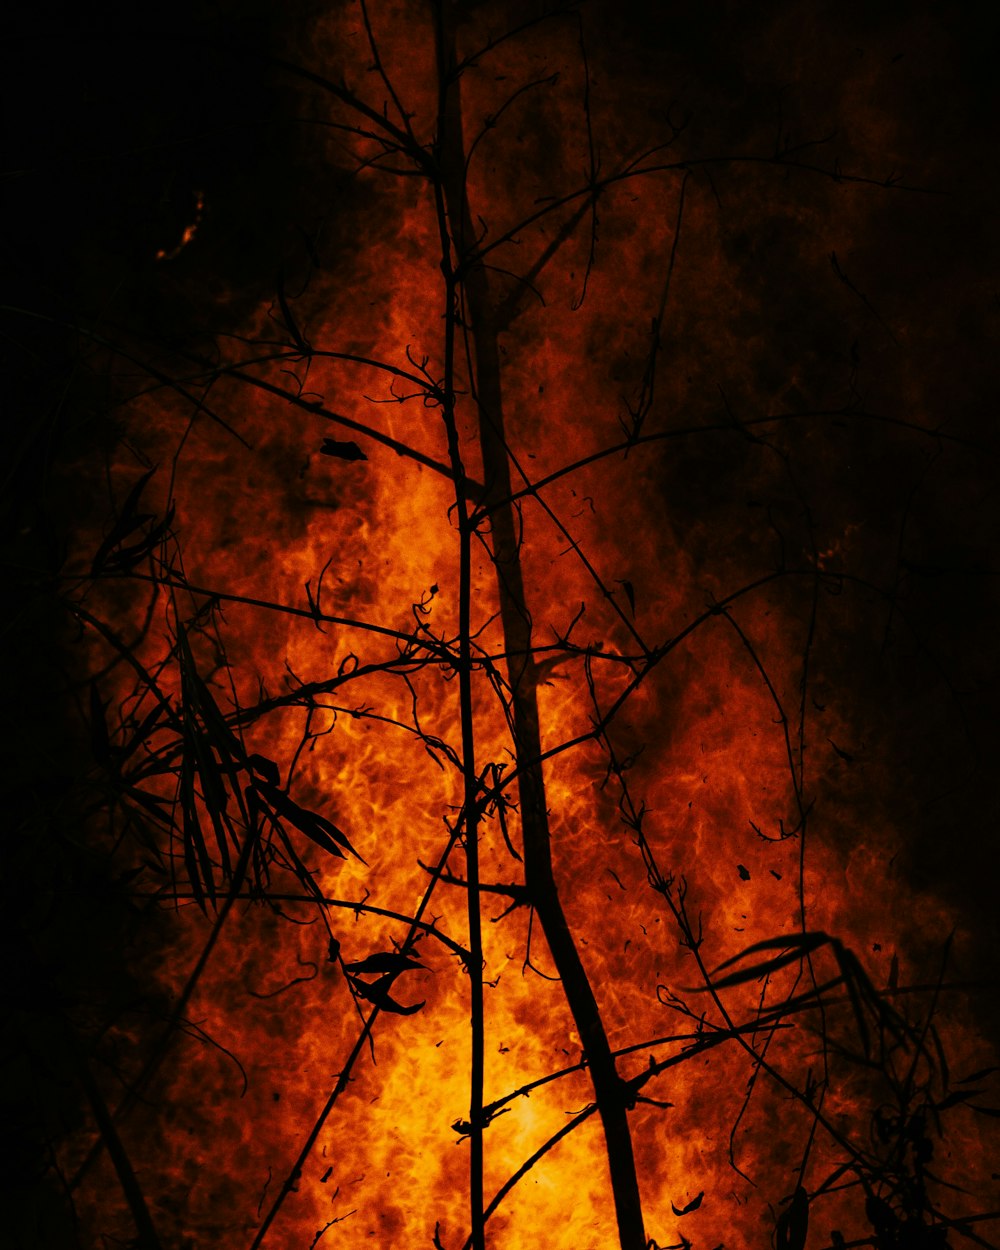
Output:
155 191 205 262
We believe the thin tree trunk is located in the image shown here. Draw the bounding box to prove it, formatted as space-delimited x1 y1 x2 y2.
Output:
435 8 647 1247
433 11 487 1247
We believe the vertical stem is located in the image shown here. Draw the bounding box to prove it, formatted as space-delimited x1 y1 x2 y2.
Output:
433 13 486 1245
434 7 646 1247
444 277 488 1250
445 273 488 1249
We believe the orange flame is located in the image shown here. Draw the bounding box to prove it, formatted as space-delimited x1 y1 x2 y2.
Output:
17 5 997 1250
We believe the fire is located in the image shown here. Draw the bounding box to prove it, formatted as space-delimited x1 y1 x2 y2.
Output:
7 3 998 1250
155 191 206 263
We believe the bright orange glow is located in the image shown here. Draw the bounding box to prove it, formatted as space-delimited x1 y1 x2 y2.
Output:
9 5 997 1250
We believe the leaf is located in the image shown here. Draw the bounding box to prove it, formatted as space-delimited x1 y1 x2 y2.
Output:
248 754 281 787
737 864 751 881
835 945 872 1058
935 1089 983 1111
697 932 828 991
126 785 173 816
827 737 855 763
253 780 364 863
671 1191 704 1217
616 578 636 615
118 700 169 765
180 758 215 912
179 709 235 882
348 972 424 1015
958 1066 999 1084
320 438 368 461
345 952 425 975
90 469 155 574
327 937 341 963
101 505 175 574
90 465 176 576
715 932 829 970
177 627 241 756
776 1187 809 1250
888 952 899 990
277 272 311 353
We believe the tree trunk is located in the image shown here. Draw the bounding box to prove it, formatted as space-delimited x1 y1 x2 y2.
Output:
435 8 647 1247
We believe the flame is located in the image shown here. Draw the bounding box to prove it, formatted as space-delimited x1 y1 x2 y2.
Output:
155 191 205 262
18 4 998 1250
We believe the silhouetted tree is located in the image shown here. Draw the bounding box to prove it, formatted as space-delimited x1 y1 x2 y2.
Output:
3 3 998 1249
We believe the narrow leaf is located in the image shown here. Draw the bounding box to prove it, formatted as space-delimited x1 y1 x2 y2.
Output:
958 1066 999 1084
776 1187 809 1250
180 761 214 911
277 272 311 353
712 932 829 974
936 1089 982 1111
253 781 364 862
617 578 636 615
90 469 155 573
671 1191 704 1217
320 438 368 462
346 952 425 975
699 947 818 992
248 754 281 787
348 972 424 1015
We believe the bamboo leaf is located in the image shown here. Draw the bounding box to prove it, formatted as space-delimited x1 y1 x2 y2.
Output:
102 505 176 573
775 1187 809 1250
320 438 368 461
252 781 364 862
616 578 636 615
935 1089 983 1111
248 754 281 787
700 948 817 992
712 932 829 974
180 764 214 912
348 972 424 1015
346 952 425 975
90 468 156 574
277 272 311 353
958 1066 999 1084
670 1191 703 1217
694 932 836 992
